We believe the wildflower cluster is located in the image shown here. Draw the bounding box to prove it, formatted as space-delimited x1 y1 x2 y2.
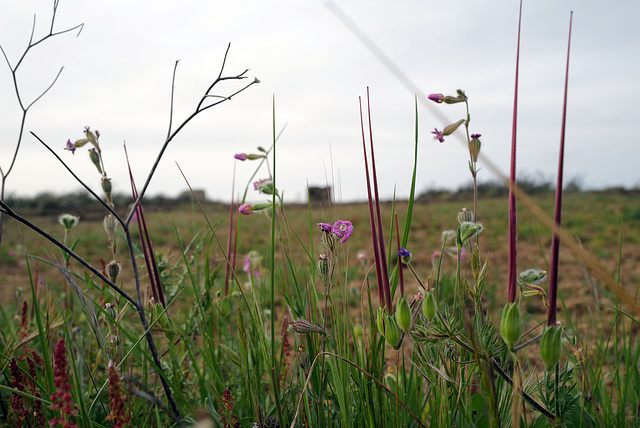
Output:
218 387 240 428
49 338 78 428
106 360 130 427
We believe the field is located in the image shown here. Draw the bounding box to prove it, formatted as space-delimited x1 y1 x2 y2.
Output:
1 190 639 426
2 2 640 426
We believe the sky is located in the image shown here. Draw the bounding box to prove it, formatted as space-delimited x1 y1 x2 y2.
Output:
1 0 639 204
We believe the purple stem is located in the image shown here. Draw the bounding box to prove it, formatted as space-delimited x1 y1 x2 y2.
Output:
359 97 386 310
366 89 392 310
507 0 523 304
548 12 573 326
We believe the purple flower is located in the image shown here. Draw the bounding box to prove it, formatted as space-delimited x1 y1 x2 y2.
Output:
234 153 248 161
332 220 353 243
428 93 445 103
470 133 482 139
317 222 333 233
398 247 411 258
431 128 445 143
238 203 253 215
63 139 76 154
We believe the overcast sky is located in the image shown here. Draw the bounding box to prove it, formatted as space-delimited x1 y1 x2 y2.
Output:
1 0 639 204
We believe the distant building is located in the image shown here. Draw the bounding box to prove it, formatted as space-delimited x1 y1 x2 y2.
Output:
308 186 331 204
179 189 206 202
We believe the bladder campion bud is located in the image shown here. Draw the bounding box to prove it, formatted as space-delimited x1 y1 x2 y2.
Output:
106 260 121 283
395 296 412 333
103 303 116 322
102 177 112 202
289 320 326 335
89 148 102 174
469 134 482 162
540 323 563 370
443 119 466 136
500 302 523 352
457 208 474 224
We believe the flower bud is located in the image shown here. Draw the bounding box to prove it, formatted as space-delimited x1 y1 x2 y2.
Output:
219 298 232 316
89 148 103 174
102 177 112 202
103 303 116 322
398 247 412 264
519 268 548 285
238 203 253 215
422 290 437 322
469 134 482 162
428 93 445 103
289 320 326 335
103 214 118 243
395 296 412 333
85 126 99 148
458 221 483 243
234 153 248 161
500 302 523 352
442 119 466 136
540 323 563 370
106 260 121 283
384 315 402 350
316 254 332 280
457 208 473 224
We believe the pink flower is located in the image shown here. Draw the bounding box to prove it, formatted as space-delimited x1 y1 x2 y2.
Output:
332 220 353 243
317 222 333 233
234 153 248 161
63 139 76 154
238 203 253 215
428 93 445 103
431 128 445 143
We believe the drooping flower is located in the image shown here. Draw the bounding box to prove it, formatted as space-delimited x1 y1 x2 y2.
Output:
63 139 77 154
428 93 445 103
332 220 354 243
431 128 445 143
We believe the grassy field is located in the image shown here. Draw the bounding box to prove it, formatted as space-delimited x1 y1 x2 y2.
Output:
1 190 639 426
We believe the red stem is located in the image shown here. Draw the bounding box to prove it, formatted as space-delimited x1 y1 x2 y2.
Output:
359 96 386 309
547 12 573 326
507 0 523 304
366 88 392 310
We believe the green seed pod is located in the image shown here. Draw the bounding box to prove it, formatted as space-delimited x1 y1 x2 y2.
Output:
540 323 563 370
88 148 103 174
395 296 412 333
106 260 121 283
442 119 466 136
422 290 437 322
384 314 402 350
376 306 386 337
469 135 482 162
500 302 523 352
